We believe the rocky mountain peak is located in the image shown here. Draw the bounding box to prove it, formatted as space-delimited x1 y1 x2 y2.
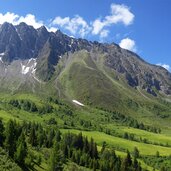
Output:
0 22 170 97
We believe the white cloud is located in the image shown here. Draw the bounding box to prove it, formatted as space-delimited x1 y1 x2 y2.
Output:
0 3 135 39
51 3 134 38
0 12 19 24
156 63 170 71
119 37 136 52
17 14 43 28
0 12 43 29
47 27 58 32
52 17 70 26
92 3 134 36
92 19 105 35
109 4 134 25
100 29 109 38
52 15 91 37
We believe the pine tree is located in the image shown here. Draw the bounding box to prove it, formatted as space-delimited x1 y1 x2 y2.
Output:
0 118 4 146
37 129 45 147
4 120 17 157
122 150 132 171
14 132 27 165
115 156 121 171
89 138 98 159
92 159 98 171
47 129 55 148
50 141 64 171
126 150 132 166
29 125 37 146
77 132 83 149
133 157 139 170
156 151 160 157
55 129 61 142
101 141 107 153
93 142 98 159
83 137 89 153
133 147 140 158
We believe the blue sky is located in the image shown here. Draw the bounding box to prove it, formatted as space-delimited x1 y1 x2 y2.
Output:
0 0 171 71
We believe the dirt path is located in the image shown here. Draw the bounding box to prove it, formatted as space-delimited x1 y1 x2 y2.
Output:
137 86 150 100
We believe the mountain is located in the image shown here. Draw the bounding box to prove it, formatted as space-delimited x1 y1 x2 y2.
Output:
0 22 171 111
1 22 171 171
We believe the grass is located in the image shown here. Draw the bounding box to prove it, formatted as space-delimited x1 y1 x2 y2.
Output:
56 51 171 134
0 92 171 170
61 129 158 171
106 124 171 146
58 51 129 110
0 109 20 123
61 129 171 156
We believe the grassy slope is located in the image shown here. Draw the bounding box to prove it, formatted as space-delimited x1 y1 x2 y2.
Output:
57 50 171 132
0 93 171 170
61 129 159 171
58 51 123 108
60 129 171 156
106 125 171 146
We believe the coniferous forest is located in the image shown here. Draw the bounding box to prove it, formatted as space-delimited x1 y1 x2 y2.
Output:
0 118 143 171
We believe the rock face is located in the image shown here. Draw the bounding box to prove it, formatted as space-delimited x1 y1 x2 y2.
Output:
0 22 171 97
104 44 171 95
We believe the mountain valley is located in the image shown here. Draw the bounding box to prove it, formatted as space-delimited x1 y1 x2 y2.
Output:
0 22 171 171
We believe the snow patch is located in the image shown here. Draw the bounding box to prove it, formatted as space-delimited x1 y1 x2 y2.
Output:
28 58 36 65
21 63 30 74
0 52 5 56
72 100 84 106
31 67 36 74
18 33 23 40
21 58 37 75
71 39 74 45
32 60 37 73
0 57 3 63
28 58 33 64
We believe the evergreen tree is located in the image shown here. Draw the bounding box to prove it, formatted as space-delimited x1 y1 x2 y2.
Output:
50 141 64 171
122 150 132 171
133 157 139 171
4 120 17 157
14 132 27 165
123 132 129 139
160 166 167 171
83 137 89 153
156 151 160 157
47 129 55 148
0 118 4 146
29 125 37 146
126 150 132 166
62 143 69 158
30 102 38 112
115 156 121 171
133 147 140 158
92 159 98 171
101 141 107 153
37 129 45 147
89 138 98 159
55 129 61 142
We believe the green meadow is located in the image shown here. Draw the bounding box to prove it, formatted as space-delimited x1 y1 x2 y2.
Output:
0 93 171 170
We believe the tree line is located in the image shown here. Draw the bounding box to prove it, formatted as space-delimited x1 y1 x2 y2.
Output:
0 118 143 171
9 99 53 114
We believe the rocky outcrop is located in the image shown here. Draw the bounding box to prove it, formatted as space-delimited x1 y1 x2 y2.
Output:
0 22 171 96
